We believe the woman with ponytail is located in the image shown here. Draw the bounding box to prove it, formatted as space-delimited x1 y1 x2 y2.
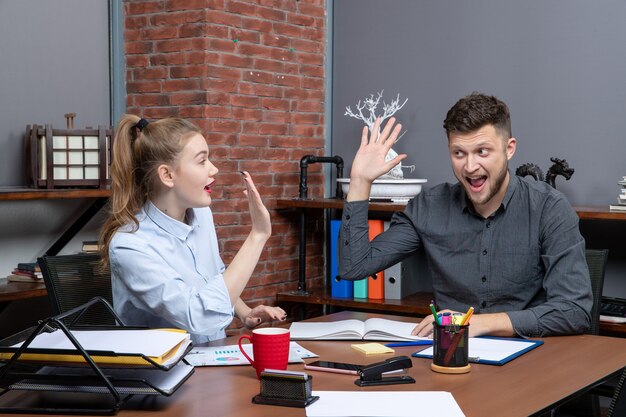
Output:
100 115 285 343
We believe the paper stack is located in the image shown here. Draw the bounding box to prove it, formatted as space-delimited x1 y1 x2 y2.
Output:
609 177 626 212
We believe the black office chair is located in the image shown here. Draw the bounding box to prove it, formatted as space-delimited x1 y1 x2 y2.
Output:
585 249 609 336
37 253 115 326
607 367 626 417
555 249 609 417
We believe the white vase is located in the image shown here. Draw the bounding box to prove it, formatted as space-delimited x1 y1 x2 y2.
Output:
336 178 427 203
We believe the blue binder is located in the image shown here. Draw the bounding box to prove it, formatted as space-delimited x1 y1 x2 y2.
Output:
330 220 353 298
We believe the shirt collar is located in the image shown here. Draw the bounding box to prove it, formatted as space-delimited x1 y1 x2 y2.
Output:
144 201 198 240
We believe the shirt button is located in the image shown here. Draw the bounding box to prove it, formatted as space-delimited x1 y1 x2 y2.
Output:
345 214 351 220
344 240 349 246
481 276 487 282
482 249 488 256
481 301 487 308
486 222 491 228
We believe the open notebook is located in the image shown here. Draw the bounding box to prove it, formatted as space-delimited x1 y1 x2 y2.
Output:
289 318 428 342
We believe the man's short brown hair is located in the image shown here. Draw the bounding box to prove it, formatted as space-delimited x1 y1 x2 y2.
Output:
443 92 512 139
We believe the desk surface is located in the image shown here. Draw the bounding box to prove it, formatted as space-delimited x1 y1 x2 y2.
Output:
0 279 46 303
5 311 626 417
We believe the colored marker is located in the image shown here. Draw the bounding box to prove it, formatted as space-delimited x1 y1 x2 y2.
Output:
429 303 441 325
441 312 452 325
461 307 474 325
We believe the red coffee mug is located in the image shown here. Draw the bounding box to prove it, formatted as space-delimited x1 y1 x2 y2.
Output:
238 327 290 379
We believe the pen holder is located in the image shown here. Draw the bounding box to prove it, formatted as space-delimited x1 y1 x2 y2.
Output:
431 322 470 374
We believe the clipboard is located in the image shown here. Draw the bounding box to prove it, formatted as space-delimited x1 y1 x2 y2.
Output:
412 336 544 366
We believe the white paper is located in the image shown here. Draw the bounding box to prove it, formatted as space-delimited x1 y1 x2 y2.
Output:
13 329 189 358
306 391 465 417
184 341 318 367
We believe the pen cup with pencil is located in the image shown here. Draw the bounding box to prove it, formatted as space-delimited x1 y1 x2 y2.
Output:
431 322 470 374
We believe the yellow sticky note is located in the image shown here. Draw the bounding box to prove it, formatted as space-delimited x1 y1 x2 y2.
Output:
351 343 395 355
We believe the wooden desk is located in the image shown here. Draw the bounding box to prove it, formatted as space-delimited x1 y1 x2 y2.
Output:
7 311 623 417
0 279 46 303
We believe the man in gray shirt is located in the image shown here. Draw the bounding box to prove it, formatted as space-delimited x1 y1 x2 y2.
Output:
339 93 592 338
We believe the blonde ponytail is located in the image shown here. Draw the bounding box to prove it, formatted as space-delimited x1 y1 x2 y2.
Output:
99 115 201 267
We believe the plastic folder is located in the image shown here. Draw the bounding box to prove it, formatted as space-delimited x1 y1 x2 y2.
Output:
367 220 385 299
412 336 544 366
330 219 353 298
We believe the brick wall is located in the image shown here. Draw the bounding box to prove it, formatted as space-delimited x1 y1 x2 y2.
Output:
123 0 327 332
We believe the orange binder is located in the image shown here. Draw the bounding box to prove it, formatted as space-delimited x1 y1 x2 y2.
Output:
367 220 385 299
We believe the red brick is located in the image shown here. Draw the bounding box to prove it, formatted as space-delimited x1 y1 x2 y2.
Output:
166 0 217 11
169 92 207 105
274 74 301 87
232 108 263 121
291 38 322 53
124 29 142 42
204 79 238 93
125 41 153 55
302 27 324 42
262 111 290 123
125 16 149 29
221 54 253 68
299 64 324 77
260 33 290 48
150 52 185 66
257 6 286 21
287 13 315 27
241 17 273 33
302 77 324 90
185 51 208 64
132 67 168 80
207 65 241 80
205 25 229 38
155 39 193 53
242 70 274 84
150 12 185 26
209 38 237 53
261 98 289 111
179 24 205 38
162 78 201 92
239 82 283 98
297 3 325 17
179 106 205 118
204 106 232 118
126 55 149 68
239 135 268 147
258 123 288 135
170 65 206 78
230 28 261 44
297 52 324 66
297 100 323 112
134 94 169 107
226 1 258 18
142 107 180 119
126 1 163 15
126 80 161 93
208 119 241 133
227 95 256 109
143 26 178 40
273 22 303 38
206 92 231 105
206 10 243 26
254 58 285 73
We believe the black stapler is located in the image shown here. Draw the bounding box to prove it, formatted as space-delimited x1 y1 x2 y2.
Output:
354 355 416 387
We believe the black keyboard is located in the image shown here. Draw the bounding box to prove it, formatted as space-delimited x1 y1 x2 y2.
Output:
600 297 626 317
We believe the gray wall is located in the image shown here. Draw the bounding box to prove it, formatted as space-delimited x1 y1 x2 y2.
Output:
0 0 111 186
332 0 626 206
331 0 626 298
0 0 111 276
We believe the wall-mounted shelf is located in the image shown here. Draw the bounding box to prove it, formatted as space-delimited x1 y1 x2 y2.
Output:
0 187 110 201
276 198 626 221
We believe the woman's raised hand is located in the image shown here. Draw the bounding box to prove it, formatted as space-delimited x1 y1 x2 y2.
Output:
240 171 271 241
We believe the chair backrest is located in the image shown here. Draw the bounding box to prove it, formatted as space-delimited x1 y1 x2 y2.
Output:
38 253 114 326
585 249 608 336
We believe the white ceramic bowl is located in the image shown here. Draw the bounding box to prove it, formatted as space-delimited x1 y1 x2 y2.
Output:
337 178 427 203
